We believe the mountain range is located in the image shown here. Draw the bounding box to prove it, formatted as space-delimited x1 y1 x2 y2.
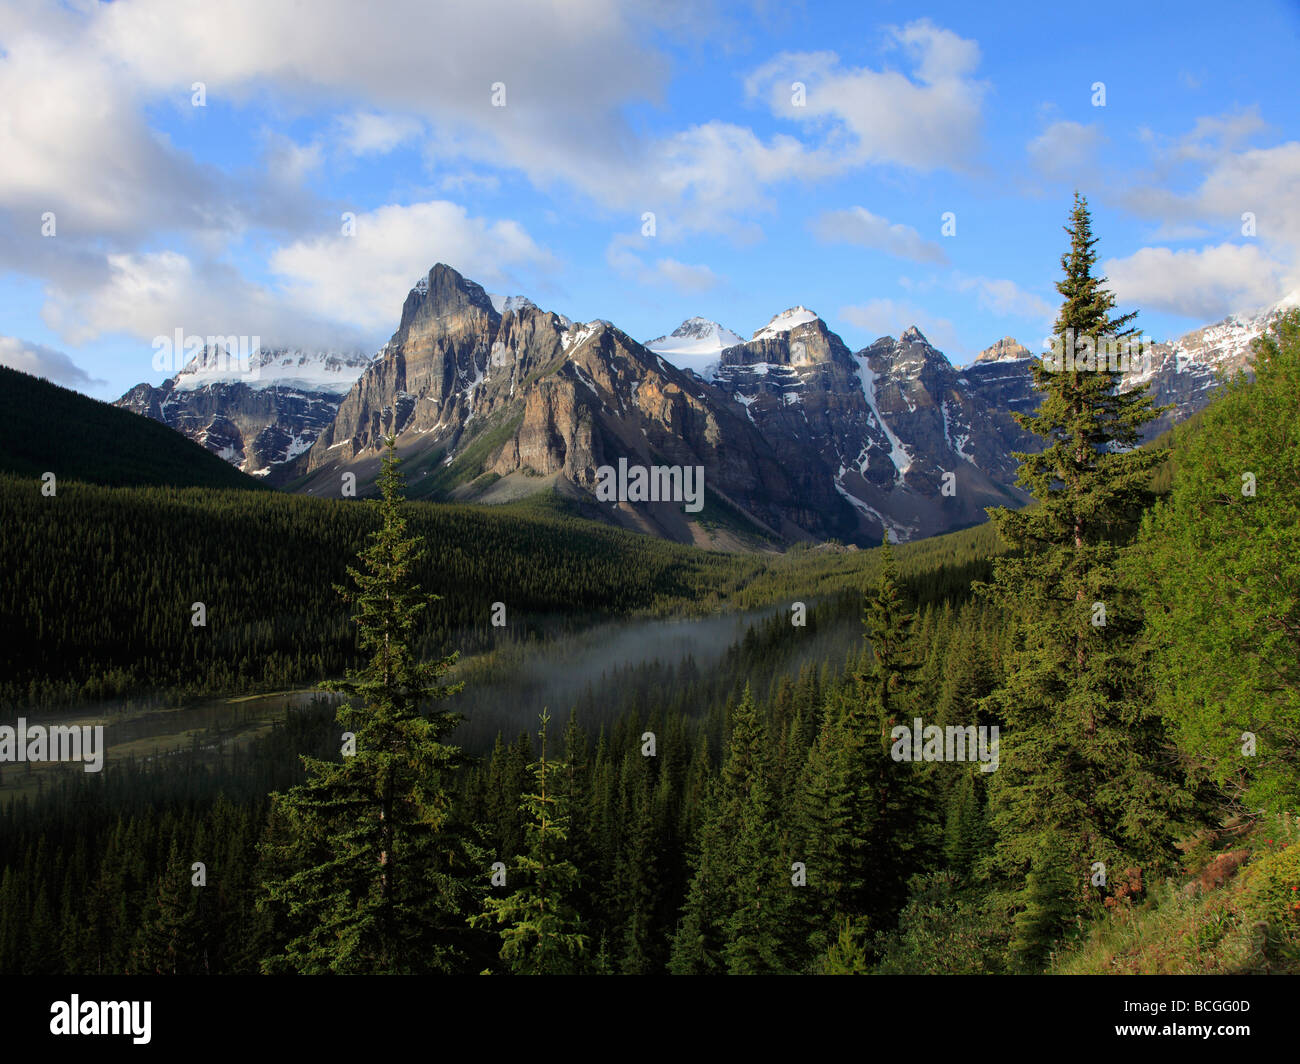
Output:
112 264 1296 547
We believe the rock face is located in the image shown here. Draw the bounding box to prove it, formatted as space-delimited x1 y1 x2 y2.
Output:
976 337 1033 363
709 318 1030 542
295 265 1296 546
124 260 1295 546
958 296 1297 444
115 346 373 477
1119 294 1298 437
299 264 841 547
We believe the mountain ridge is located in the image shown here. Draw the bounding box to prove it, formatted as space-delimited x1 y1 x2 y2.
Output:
109 262 1294 546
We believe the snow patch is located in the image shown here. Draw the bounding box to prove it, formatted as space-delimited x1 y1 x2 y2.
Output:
853 354 913 484
752 306 818 342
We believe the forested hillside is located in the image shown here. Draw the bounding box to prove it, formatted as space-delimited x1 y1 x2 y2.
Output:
0 366 260 491
0 475 996 709
3 201 1297 980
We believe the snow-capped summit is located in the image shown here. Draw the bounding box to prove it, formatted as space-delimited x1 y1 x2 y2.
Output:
646 317 745 380
752 306 819 342
487 293 539 315
173 346 373 396
116 344 375 477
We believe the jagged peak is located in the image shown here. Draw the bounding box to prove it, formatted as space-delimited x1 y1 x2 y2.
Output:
900 325 929 345
975 336 1032 363
488 293 538 315
399 263 497 335
752 306 820 341
650 317 743 344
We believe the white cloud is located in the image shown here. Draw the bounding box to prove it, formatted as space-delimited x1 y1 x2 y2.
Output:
745 21 989 174
0 335 104 388
810 207 947 264
889 18 982 84
649 258 720 293
652 122 835 235
954 275 1054 319
839 298 960 353
1103 243 1286 319
270 201 558 329
39 249 370 353
606 236 722 294
1112 114 1300 313
1027 121 1108 182
263 133 325 183
336 112 424 156
82 0 670 211
0 36 230 237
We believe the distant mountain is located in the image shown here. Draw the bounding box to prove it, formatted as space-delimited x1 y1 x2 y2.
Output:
0 364 259 490
115 345 373 480
711 318 1031 542
292 265 1297 545
298 265 826 548
645 317 744 380
94 262 1294 546
958 296 1299 442
1119 291 1299 436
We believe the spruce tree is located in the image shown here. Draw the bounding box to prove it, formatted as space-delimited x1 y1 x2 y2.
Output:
789 541 937 959
822 915 871 974
671 686 788 973
1135 310 1300 814
258 437 479 973
980 194 1192 945
472 710 588 974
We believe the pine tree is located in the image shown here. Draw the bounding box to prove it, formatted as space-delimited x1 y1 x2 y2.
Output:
258 437 480 974
472 710 588 974
671 686 788 973
1008 838 1077 973
822 915 871 974
789 541 936 959
980 194 1192 931
943 769 986 878
1135 309 1300 815
847 538 930 920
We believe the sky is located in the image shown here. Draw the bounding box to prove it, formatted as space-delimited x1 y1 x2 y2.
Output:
1 0 1298 401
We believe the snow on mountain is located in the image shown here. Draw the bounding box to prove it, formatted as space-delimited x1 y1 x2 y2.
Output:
752 306 819 342
487 293 539 315
173 346 374 395
645 317 745 380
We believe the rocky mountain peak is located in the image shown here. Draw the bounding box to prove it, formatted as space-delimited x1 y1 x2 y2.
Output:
400 263 498 331
900 325 929 345
489 293 539 315
752 306 820 342
646 318 745 380
975 336 1033 363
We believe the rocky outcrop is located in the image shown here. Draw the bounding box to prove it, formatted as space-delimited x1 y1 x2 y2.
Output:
115 346 372 476
297 265 847 546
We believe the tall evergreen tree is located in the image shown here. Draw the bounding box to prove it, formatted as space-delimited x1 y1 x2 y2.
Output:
979 194 1192 950
791 540 936 961
472 710 588 974
1135 310 1300 815
258 437 480 973
671 686 790 973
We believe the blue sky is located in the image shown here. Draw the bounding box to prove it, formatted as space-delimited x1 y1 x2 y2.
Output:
1 0 1298 401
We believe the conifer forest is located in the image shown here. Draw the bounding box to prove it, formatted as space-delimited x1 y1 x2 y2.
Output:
1 6 1296 1045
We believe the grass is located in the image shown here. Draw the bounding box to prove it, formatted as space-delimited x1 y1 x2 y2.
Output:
1057 812 1300 974
408 413 524 499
